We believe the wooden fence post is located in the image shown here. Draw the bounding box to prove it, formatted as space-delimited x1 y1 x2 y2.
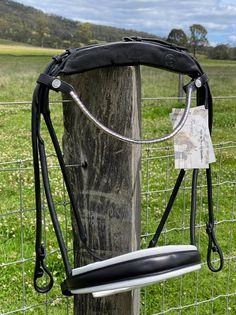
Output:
62 66 141 315
178 74 183 102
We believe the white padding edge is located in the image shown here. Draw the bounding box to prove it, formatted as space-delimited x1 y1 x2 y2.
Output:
92 287 132 298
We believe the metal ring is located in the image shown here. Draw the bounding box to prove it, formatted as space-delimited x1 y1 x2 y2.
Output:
69 86 193 145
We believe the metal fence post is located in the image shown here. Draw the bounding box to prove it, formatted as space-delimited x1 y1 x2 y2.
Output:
62 66 141 315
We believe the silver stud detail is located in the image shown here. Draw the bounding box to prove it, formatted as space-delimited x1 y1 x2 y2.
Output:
195 78 202 88
52 79 61 89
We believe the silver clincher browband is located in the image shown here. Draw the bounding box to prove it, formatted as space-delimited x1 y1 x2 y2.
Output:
37 73 206 144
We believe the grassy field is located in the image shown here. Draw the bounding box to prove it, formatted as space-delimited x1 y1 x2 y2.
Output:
0 39 63 56
0 43 236 314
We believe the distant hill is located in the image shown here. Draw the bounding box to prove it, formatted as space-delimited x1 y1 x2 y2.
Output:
0 0 159 49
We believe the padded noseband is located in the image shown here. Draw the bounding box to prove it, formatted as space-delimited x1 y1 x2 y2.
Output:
62 245 200 296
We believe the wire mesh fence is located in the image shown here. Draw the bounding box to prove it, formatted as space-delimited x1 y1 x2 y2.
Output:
140 142 236 314
0 93 236 314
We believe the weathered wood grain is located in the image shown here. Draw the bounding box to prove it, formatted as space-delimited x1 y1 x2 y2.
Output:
62 66 141 315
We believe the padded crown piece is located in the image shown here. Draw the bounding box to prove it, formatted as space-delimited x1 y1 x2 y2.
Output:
61 245 201 297
59 41 202 78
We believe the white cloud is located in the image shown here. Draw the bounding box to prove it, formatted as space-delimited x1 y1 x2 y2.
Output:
229 35 236 45
204 23 228 31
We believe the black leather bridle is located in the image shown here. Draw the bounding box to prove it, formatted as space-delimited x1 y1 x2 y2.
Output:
31 37 224 296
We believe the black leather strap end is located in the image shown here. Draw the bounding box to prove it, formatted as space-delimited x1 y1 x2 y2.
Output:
37 73 74 95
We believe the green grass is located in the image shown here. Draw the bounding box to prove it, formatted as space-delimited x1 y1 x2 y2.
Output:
0 38 33 46
0 45 236 314
0 39 63 56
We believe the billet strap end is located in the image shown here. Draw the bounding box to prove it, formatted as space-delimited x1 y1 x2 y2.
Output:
37 73 74 95
206 222 224 272
34 244 54 293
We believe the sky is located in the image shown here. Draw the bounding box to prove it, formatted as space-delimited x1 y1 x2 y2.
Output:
15 0 236 46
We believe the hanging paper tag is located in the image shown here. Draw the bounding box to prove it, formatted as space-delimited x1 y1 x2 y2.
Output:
170 105 215 169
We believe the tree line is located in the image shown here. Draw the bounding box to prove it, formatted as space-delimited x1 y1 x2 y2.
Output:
0 0 157 49
1 0 236 60
167 25 236 60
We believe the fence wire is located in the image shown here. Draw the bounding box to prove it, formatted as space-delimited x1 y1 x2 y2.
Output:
0 100 236 315
140 142 236 315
